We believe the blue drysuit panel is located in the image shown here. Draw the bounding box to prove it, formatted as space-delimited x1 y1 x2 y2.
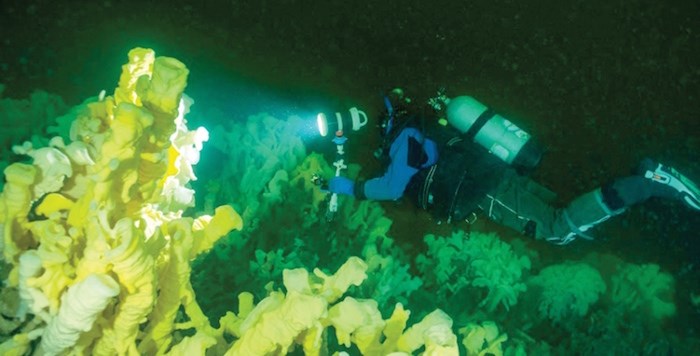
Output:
364 127 438 200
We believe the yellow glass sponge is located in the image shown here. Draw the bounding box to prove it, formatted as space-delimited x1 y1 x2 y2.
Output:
2 163 37 262
27 220 75 314
459 321 508 356
313 256 369 303
220 257 369 354
397 309 459 354
37 274 120 355
218 292 256 339
34 193 74 217
137 56 190 117
221 258 467 355
327 297 385 353
191 205 243 259
0 48 243 355
380 303 411 351
17 251 48 318
23 147 72 198
114 47 155 107
226 291 327 355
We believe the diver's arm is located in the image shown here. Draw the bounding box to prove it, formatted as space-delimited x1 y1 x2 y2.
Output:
357 128 437 200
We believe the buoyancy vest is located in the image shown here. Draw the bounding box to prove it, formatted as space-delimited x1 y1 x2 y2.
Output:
405 122 509 222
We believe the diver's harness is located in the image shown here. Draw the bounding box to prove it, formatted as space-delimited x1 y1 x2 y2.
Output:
415 136 479 225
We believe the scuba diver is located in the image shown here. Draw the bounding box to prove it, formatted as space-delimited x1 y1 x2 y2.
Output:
327 88 700 245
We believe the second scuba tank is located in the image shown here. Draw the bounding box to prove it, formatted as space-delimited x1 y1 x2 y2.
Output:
446 95 543 169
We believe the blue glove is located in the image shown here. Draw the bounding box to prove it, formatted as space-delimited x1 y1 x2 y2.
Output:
329 177 355 196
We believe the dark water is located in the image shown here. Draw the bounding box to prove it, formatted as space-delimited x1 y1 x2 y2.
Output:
2 0 699 353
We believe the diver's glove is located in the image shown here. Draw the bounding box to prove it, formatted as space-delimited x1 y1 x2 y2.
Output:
329 177 355 196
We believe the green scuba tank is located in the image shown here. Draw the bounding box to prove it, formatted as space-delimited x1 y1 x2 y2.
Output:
446 96 543 169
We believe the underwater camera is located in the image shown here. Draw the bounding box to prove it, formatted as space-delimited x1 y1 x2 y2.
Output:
316 107 369 137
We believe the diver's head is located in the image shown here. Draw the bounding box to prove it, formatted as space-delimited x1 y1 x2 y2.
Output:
379 88 413 137
384 88 411 115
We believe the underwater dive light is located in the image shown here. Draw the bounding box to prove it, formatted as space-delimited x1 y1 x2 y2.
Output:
316 107 369 137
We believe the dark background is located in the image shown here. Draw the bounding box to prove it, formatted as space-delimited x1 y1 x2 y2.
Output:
2 0 699 340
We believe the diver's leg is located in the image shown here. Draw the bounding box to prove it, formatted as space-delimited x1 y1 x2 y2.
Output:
480 159 699 245
481 174 626 245
478 172 561 239
542 187 624 245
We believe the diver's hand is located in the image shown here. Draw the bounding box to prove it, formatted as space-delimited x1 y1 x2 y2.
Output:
329 177 355 196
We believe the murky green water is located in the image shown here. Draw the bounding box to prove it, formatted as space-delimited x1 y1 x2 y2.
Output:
2 0 699 353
